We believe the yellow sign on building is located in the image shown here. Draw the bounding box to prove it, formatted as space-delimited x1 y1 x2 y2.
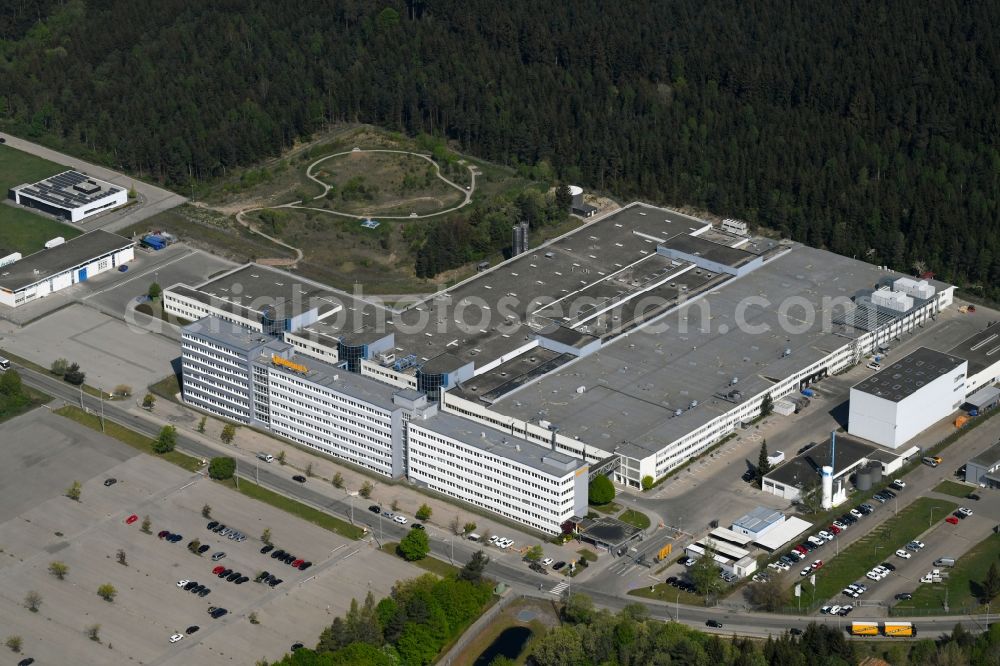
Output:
271 354 308 374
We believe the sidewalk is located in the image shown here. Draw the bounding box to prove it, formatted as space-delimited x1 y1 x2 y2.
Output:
138 394 586 563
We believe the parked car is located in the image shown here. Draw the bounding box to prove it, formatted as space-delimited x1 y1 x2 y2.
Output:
198 544 210 554
125 514 139 524
705 620 723 628
369 505 381 513
968 493 981 501
553 561 567 571
218 568 232 578
393 515 408 524
104 478 117 487
958 507 973 517
169 633 184 643
210 608 228 619
298 561 312 571
946 516 960 525
186 626 200 634
890 480 906 490
168 534 183 543
212 552 226 561
895 549 912 559
292 475 306 483
176 579 190 588
895 592 913 601
198 587 211 597
118 264 129 272
922 456 939 467
212 566 226 574
261 544 274 554
159 530 171 539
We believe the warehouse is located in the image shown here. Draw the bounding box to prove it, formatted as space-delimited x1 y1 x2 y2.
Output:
848 347 968 449
762 434 876 504
965 441 1000 488
9 170 127 222
0 230 133 307
173 202 962 530
948 322 1000 395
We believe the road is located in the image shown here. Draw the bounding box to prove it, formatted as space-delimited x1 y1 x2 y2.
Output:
12 364 993 637
0 132 186 232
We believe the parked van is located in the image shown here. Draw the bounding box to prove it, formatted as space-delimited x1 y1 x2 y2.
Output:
933 558 955 567
256 453 274 463
466 533 482 542
0 357 10 370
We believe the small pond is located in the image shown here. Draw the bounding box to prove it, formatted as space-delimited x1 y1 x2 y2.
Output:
473 626 533 666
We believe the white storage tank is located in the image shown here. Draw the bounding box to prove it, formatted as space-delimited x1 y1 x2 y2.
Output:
44 236 65 249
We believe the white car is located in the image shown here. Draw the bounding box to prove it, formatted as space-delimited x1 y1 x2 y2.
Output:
895 549 912 559
768 563 784 572
832 520 847 530
541 557 553 566
817 530 834 542
850 509 863 518
957 507 973 517
891 479 906 489
176 580 190 588
829 605 842 615
807 536 824 546
488 535 499 544
169 633 184 643
911 540 926 550
920 573 934 583
393 515 408 524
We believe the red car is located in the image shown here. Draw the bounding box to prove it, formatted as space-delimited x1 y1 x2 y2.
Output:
794 545 808 554
945 516 959 525
125 514 139 525
292 559 304 568
158 530 170 538
828 524 841 534
812 559 824 569
212 566 226 575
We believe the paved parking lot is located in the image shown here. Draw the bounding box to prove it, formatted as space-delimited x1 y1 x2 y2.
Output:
82 245 235 321
0 303 179 392
0 411 424 666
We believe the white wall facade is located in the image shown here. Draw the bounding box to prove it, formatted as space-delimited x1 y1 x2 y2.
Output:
406 422 585 533
164 288 263 330
849 360 968 449
180 330 255 423
265 369 401 477
1 245 133 307
14 187 127 223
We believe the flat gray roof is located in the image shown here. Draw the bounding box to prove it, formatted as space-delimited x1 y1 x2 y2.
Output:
949 322 1000 376
417 411 585 476
0 229 132 292
852 347 966 403
765 434 876 488
490 243 904 459
969 441 1000 469
660 233 759 267
733 506 784 533
256 347 400 412
187 264 365 321
182 316 277 353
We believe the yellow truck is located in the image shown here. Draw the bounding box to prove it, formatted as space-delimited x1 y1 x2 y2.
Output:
882 622 916 637
850 622 879 636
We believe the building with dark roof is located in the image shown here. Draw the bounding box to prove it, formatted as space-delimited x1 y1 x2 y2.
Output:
948 321 1000 394
0 230 133 307
9 170 127 223
849 347 967 449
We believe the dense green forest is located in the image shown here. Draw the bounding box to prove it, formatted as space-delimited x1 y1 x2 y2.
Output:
1 1 998 298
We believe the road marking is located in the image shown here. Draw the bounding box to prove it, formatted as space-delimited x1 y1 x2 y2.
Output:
82 249 195 299
549 581 569 595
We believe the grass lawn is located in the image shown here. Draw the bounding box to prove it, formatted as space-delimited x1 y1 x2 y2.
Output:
0 348 117 401
0 384 51 423
590 502 621 515
54 405 203 472
802 497 959 602
0 143 63 191
382 541 460 578
629 582 705 606
933 480 976 498
898 533 1000 614
219 477 365 540
0 205 80 256
619 509 651 530
149 373 182 403
577 548 598 562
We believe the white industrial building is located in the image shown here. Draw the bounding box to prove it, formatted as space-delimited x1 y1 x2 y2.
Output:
0 230 133 307
407 413 588 534
948 322 1000 395
849 347 968 449
171 202 963 532
9 170 127 223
